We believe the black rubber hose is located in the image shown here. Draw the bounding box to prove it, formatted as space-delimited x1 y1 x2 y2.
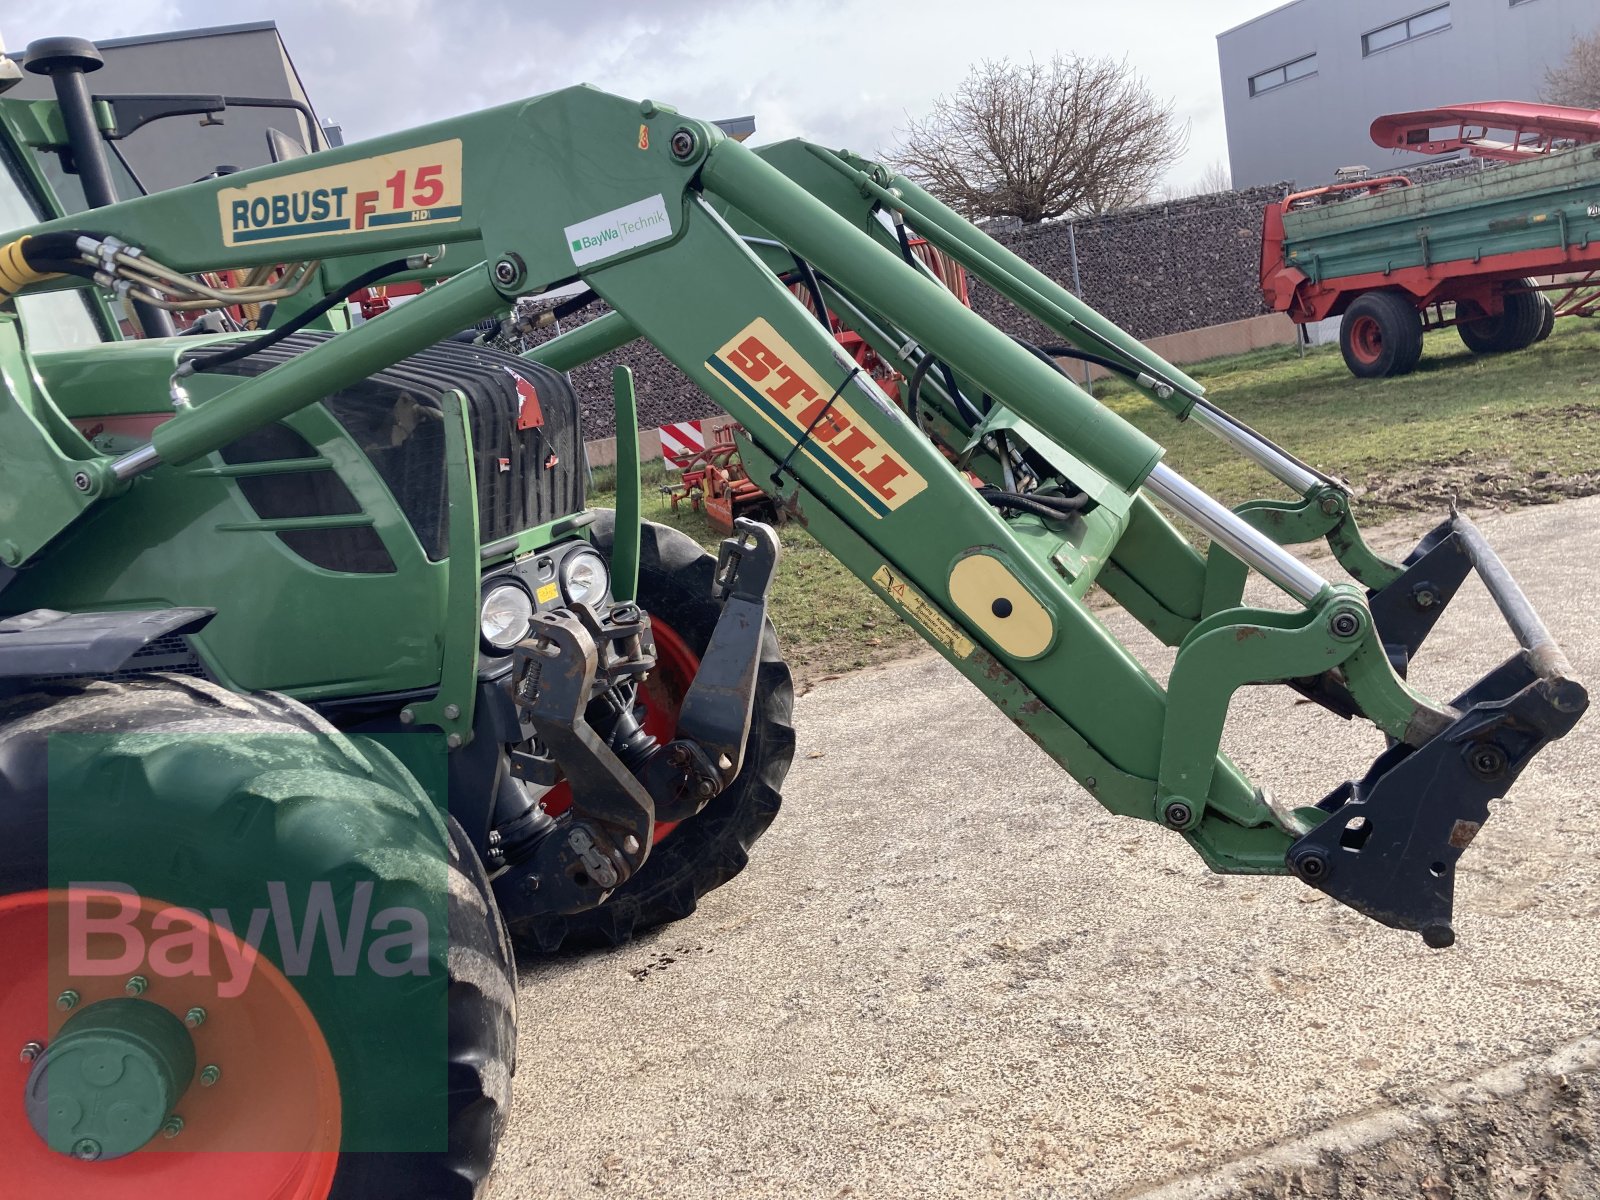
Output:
977 486 1090 518
1013 335 1151 388
182 257 413 376
790 254 832 331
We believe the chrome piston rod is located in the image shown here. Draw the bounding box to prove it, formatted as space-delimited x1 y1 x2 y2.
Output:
1144 462 1329 606
1188 403 1323 496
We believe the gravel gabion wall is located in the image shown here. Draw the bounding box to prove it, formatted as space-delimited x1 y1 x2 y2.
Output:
511 184 1293 440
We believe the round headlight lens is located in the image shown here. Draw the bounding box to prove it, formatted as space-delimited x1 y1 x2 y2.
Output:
560 550 610 607
480 583 534 650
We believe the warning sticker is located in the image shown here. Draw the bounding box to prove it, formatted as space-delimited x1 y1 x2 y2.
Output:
871 565 973 658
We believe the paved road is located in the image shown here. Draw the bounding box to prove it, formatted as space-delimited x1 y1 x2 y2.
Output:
494 498 1600 1199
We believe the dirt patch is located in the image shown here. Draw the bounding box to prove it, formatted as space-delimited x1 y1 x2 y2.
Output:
787 640 930 695
1359 450 1600 514
1134 1040 1600 1200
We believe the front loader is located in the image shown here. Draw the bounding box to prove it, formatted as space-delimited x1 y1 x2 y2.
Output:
0 52 1586 1200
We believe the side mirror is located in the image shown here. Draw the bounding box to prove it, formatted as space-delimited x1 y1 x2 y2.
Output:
266 127 309 163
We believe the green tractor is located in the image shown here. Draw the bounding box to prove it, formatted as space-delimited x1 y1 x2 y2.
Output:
0 35 1585 1200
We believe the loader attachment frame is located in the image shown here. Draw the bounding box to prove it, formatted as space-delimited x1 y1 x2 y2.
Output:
0 86 1585 943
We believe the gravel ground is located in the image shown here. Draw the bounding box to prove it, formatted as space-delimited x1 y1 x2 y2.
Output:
492 497 1599 1199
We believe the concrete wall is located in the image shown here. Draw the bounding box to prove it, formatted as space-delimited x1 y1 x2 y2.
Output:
1065 312 1300 382
1218 0 1597 189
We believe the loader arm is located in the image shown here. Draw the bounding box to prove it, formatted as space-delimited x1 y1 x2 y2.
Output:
0 85 1585 944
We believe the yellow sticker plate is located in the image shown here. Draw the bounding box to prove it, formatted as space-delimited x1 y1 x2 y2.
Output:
218 140 463 247
706 318 926 518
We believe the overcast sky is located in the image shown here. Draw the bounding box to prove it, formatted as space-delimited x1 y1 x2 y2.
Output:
4 0 1277 190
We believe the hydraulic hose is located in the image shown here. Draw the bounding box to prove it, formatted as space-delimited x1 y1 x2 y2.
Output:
0 231 108 302
180 258 413 376
976 485 1090 519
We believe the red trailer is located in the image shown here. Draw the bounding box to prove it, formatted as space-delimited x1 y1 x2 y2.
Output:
1260 102 1600 378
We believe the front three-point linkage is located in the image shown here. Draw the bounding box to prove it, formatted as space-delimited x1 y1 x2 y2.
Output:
494 520 781 921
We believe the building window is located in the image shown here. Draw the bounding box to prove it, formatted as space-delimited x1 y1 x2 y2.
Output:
1249 53 1318 96
1363 5 1451 56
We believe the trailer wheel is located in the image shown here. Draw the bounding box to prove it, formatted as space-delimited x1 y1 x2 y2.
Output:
1340 292 1424 378
514 511 796 953
1534 292 1557 343
1458 283 1545 354
0 676 516 1200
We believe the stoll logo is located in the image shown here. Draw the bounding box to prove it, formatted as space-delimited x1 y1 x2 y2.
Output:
67 882 430 999
564 194 674 266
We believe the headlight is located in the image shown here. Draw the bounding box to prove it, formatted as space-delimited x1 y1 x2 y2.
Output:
480 583 534 650
559 549 610 607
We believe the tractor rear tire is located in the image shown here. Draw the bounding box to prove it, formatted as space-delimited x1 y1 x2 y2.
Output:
511 512 796 953
1340 292 1424 378
1458 282 1545 354
0 675 516 1199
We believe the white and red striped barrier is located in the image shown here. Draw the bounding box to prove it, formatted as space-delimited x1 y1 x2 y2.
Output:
659 419 705 470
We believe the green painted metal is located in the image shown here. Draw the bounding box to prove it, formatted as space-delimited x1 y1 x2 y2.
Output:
525 310 640 373
609 366 641 604
0 81 1507 888
1158 597 1367 826
699 141 1165 494
28 998 196 1159
154 269 502 469
398 391 481 746
1281 143 1600 282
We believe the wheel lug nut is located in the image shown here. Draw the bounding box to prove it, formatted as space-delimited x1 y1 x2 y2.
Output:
124 975 148 996
200 1064 221 1087
55 990 79 1012
184 1007 207 1029
71 1137 101 1160
162 1115 184 1139
19 1041 42 1064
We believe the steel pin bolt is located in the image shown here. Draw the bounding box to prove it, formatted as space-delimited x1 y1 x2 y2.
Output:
71 1138 102 1161
1163 801 1193 828
443 703 461 720
1328 610 1362 640
20 1041 42 1064
622 835 640 855
162 1116 184 1139
1319 495 1341 516
184 1007 206 1029
124 975 148 996
670 128 698 159
200 1064 221 1087
72 472 93 493
55 990 79 1012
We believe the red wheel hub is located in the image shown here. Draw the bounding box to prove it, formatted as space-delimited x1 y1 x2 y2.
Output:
1349 314 1385 364
539 614 702 842
1 889 340 1199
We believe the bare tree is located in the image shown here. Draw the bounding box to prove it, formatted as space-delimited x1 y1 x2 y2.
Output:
1159 158 1234 201
885 55 1190 224
1545 27 1600 110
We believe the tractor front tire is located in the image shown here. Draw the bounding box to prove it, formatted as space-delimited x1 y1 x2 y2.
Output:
512 512 796 953
1340 291 1424 378
0 675 516 1200
1458 282 1545 354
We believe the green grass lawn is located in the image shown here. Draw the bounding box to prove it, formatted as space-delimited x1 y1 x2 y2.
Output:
590 317 1600 683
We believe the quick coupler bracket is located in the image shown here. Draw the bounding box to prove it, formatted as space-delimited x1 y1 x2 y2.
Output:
1287 513 1588 947
500 607 656 918
669 519 780 788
